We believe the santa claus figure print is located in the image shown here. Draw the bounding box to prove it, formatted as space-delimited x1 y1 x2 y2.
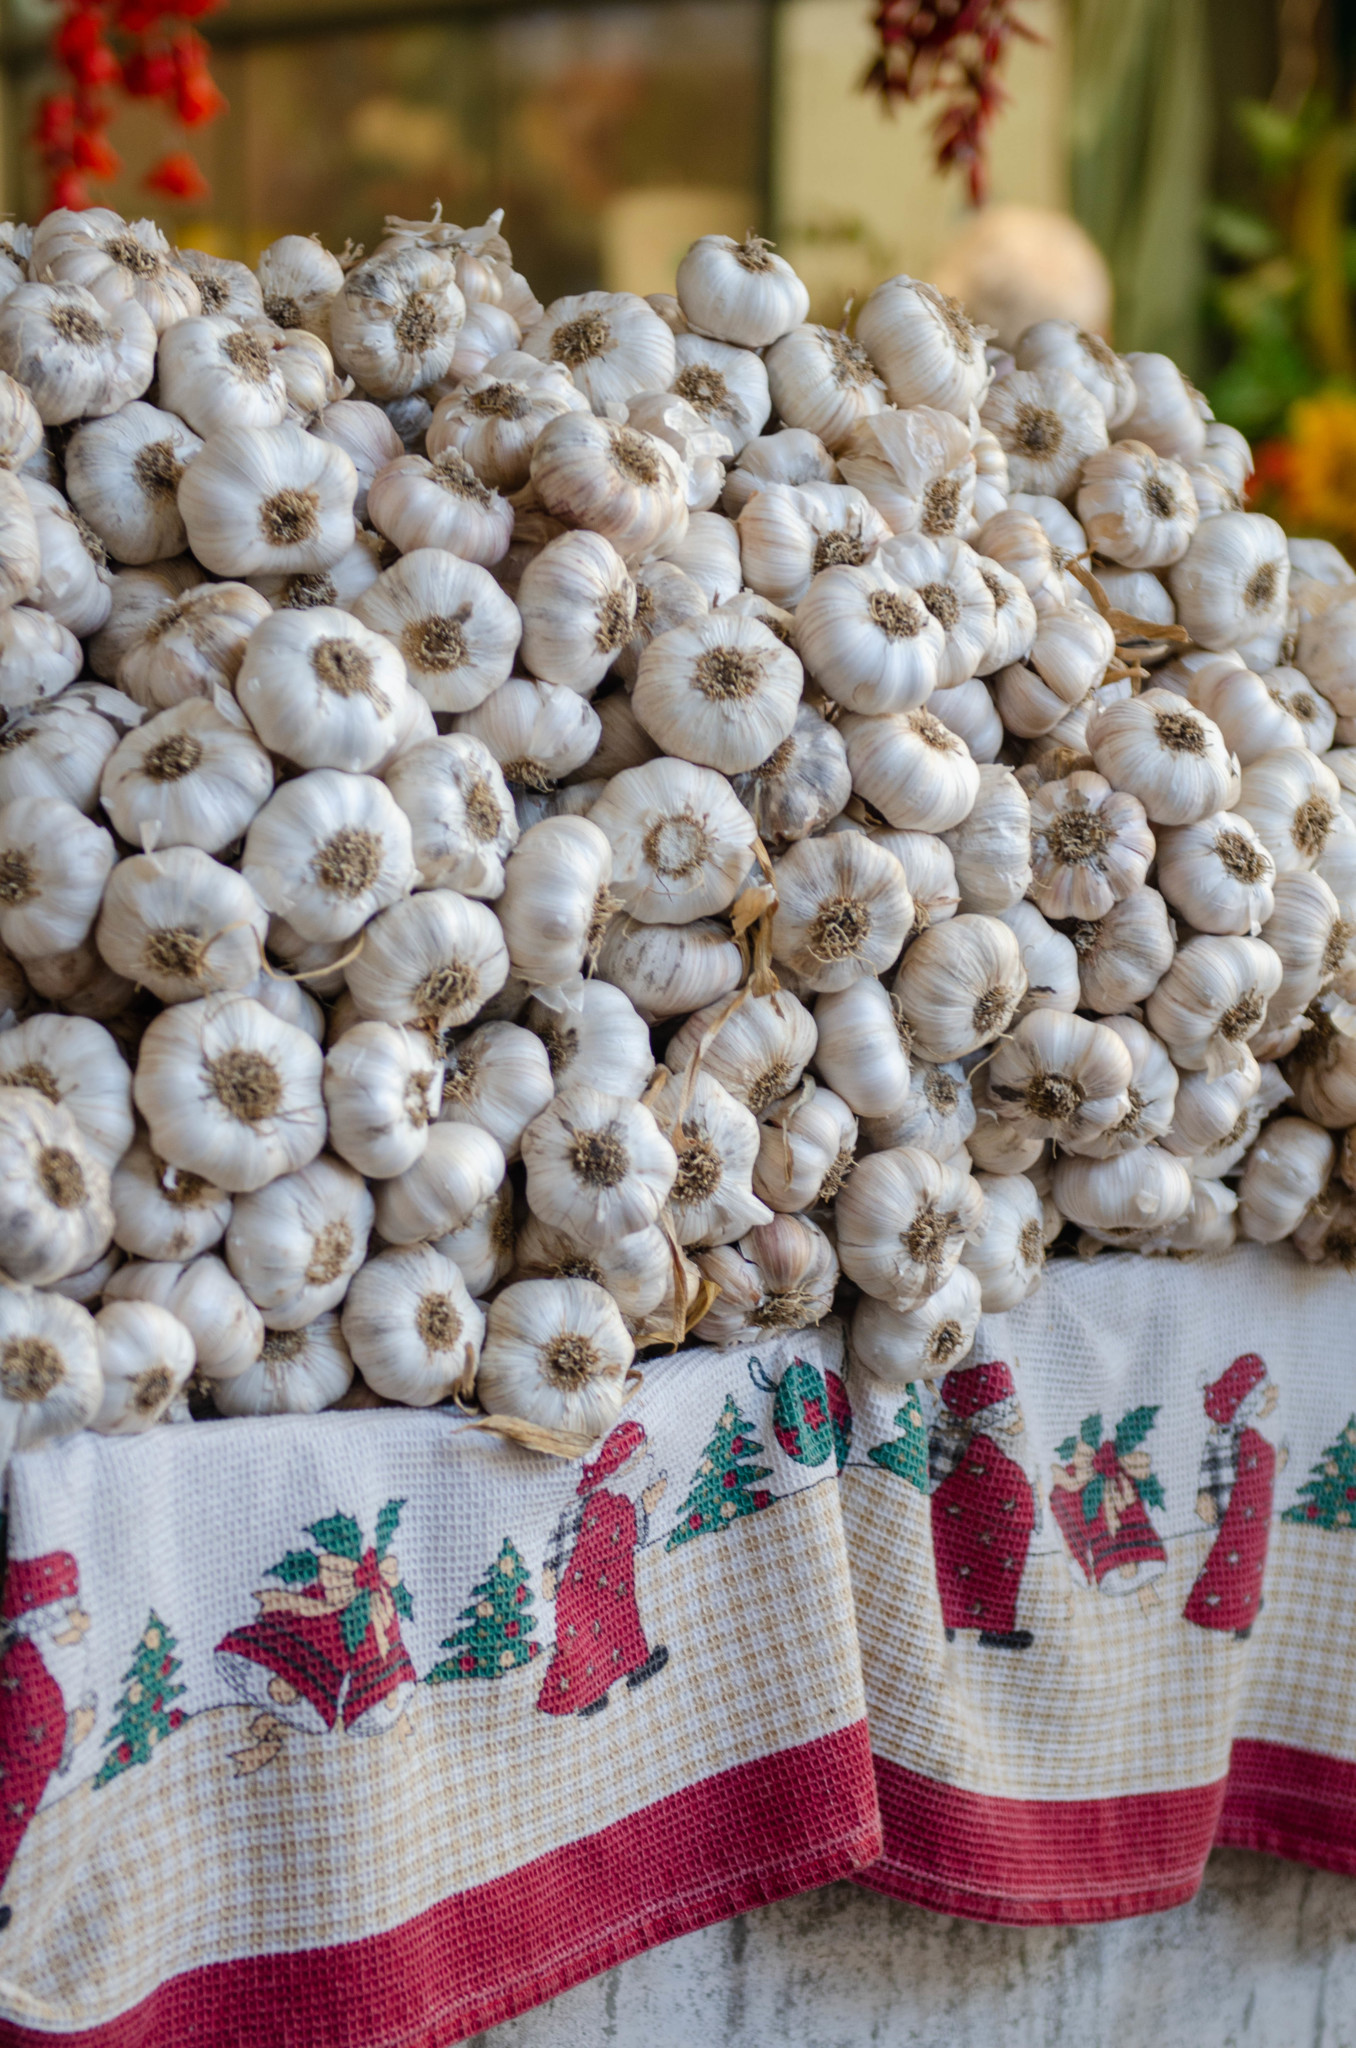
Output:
0 1551 97 1912
928 1359 1040 1650
1184 1354 1286 1639
537 1419 670 1718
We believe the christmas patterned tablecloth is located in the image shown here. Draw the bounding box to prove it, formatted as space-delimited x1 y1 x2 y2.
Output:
0 1246 1352 2043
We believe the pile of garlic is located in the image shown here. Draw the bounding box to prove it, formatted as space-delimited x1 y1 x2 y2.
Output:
0 202 1354 1463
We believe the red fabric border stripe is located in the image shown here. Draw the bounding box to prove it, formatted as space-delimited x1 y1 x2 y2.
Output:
858 1756 1228 1924
1217 1738 1356 1877
0 1722 880 2048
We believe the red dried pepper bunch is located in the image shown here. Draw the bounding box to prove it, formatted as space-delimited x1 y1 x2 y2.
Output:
34 0 228 215
865 0 1037 204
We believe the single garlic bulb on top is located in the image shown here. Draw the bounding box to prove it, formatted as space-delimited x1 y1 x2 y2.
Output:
63 401 202 565
1028 771 1154 920
770 832 913 992
341 1244 484 1406
235 606 412 774
1145 933 1283 1072
0 1088 112 1286
117 581 270 711
521 1086 676 1247
980 366 1109 497
211 1315 353 1417
850 1264 982 1383
100 698 274 855
855 274 990 416
476 1276 634 1440
1154 813 1275 935
354 548 520 714
893 912 1026 1061
795 560 944 715
835 1143 985 1309
178 423 357 579
328 246 466 399
694 1212 838 1347
104 1253 263 1385
133 991 325 1192
516 528 635 695
675 234 809 349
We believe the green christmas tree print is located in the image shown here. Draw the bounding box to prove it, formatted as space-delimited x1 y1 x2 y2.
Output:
667 1396 773 1548
1283 1416 1356 1528
425 1538 540 1681
94 1611 186 1788
868 1386 929 1489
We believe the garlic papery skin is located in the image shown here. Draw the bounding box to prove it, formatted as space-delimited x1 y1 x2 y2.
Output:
428 352 588 493
372 1119 505 1248
985 1008 1134 1150
1187 659 1307 765
100 698 274 855
1145 933 1283 1073
367 450 513 568
1237 1116 1335 1243
1076 441 1198 568
851 1262 981 1382
521 1085 676 1247
517 528 635 695
110 1132 230 1261
666 987 817 1118
118 581 271 712
975 560 1039 675
1296 592 1356 716
675 235 809 349
0 1013 132 1172
311 398 403 524
24 939 133 1022
0 1087 112 1285
839 406 977 541
341 1244 484 1405
648 1067 771 1247
1237 747 1343 875
1117 352 1208 462
323 1021 443 1179
875 531 997 688
771 832 913 992
329 247 466 399
795 560 944 714
156 316 289 437
178 423 357 579
1160 1051 1261 1161
662 510 750 608
439 1019 553 1161
977 506 1075 613
1023 604 1116 713
1053 1144 1193 1243
1013 319 1136 427
1068 1013 1178 1160
0 1286 101 1450
1155 813 1276 935
942 763 1031 913
133 991 326 1193
0 795 115 960
454 675 601 792
531 410 689 560
612 560 709 688
384 734 517 899
1284 993 1356 1128
1168 510 1290 661
211 1314 353 1417
495 814 614 999
841 706 981 833
63 401 202 565
893 912 1027 1061
753 1086 858 1213
91 1299 194 1435
1262 870 1351 1025
1028 771 1154 921
1292 1185 1356 1269
96 847 267 1005
243 769 416 944
964 1113 1046 1179
1119 1175 1237 1256
0 372 43 474
835 1144 985 1309
105 1253 263 1383
248 533 384 618
1073 885 1176 1013
1266 667 1335 754
514 1213 671 1325
236 606 412 774
32 208 198 331
980 366 1109 497
0 282 155 424
668 332 769 457
997 901 1080 1018
345 887 510 1037
861 1056 974 1159
764 323 887 453
225 1152 372 1329
722 428 838 517
523 289 676 411
527 980 654 1099
22 476 112 637
0 606 80 717
0 696 120 814
1086 689 1236 827
856 275 990 416
476 1276 633 1440
591 758 756 925
959 1171 1047 1312
737 482 888 610
355 549 520 715
812 977 912 1118
633 611 801 774
694 1213 839 1347
730 705 851 846
870 828 960 937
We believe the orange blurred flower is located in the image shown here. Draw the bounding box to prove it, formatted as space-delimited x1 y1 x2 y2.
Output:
1279 391 1356 549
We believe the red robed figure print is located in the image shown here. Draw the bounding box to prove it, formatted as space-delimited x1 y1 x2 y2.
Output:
928 1359 1037 1651
1184 1354 1284 1639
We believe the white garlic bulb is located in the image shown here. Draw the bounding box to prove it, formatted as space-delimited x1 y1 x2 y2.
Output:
0 1285 102 1451
861 1056 974 1158
812 976 912 1118
1237 1116 1335 1243
942 764 1031 913
0 371 43 474
666 987 816 1117
856 275 989 416
980 367 1108 497
526 980 653 1099
1168 510 1290 661
0 282 155 423
871 827 960 936
322 1021 443 1180
838 406 976 540
367 449 513 568
1285 993 1356 1128
646 1067 771 1246
110 1132 230 1262
1145 933 1283 1072
1236 747 1343 874
1028 771 1154 920
523 289 676 412
32 208 198 330
841 706 980 833
0 696 117 816
91 1299 194 1435
178 423 357 579
495 814 614 1000
876 531 997 688
1072 885 1175 1013
476 1276 634 1441
226 1153 372 1328
1187 658 1306 765
1054 1144 1193 1242
997 900 1080 1017
439 1019 553 1160
236 606 412 774
21 475 113 637
329 247 466 400
722 427 838 517
730 704 851 845
517 528 635 695
100 698 274 855
836 1144 985 1308
850 1264 981 1383
959 1171 1048 1312
1014 319 1135 426
530 411 687 559
521 1085 675 1247
0 1012 132 1171
133 992 326 1192
1076 441 1198 567
1128 1176 1239 1256
428 351 588 492
893 912 1027 1060
985 1008 1133 1150
694 1213 839 1347
795 560 944 714
157 316 288 437
753 1085 858 1212
434 1180 514 1299
633 611 801 774
1085 690 1236 827
770 832 912 991
104 1252 263 1383
1154 812 1275 936
243 769 416 943
118 581 270 711
1262 870 1350 1025
675 235 809 349
341 1244 484 1405
764 323 886 453
0 1088 112 1286
455 675 601 796
589 758 753 925
62 400 201 565
343 887 509 1037
96 847 266 1005
663 511 747 607
1117 352 1208 461
372 1119 505 1247
382 735 515 901
0 794 115 960
669 331 770 455
211 1314 353 1417
0 606 81 716
737 482 888 609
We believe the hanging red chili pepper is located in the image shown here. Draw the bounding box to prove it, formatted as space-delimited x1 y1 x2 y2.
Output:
864 0 1038 205
32 0 228 216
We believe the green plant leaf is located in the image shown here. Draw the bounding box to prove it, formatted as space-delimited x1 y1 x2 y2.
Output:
340 1589 372 1656
1137 1472 1166 1510
1055 1435 1078 1463
266 1550 320 1585
391 1581 414 1621
375 1499 405 1558
306 1513 363 1562
1204 201 1280 263
1080 1413 1103 1451
1114 1405 1159 1455
1082 1473 1106 1525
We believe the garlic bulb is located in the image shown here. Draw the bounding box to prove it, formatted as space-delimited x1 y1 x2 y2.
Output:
959 1171 1048 1311
764 323 886 453
520 1085 675 1247
1086 690 1235 826
942 764 1031 913
1262 870 1350 1025
104 1253 263 1383
427 352 588 492
722 427 838 517
855 275 989 415
496 814 614 998
850 1264 981 1383
0 282 155 424
96 847 267 1005
1237 1116 1335 1243
978 506 1076 613
666 331 769 458
0 606 81 716
737 482 888 609
1156 805 1279 944
345 888 510 1037
0 1087 112 1285
838 406 976 540
876 531 997 688
236 606 412 774
1028 771 1154 920
794 560 944 714
675 235 809 349
841 706 980 833
1162 1052 1261 1162
633 611 801 774
893 912 1027 1060
1117 353 1208 461
243 769 416 943
861 1056 974 1158
178 423 357 579
985 1008 1133 1150
312 397 404 522
0 695 120 814
643 1068 769 1246
439 1019 553 1160
996 900 1080 1017
1296 592 1356 716
1187 658 1306 765
476 1277 633 1440
1145 933 1283 1072
1054 1145 1194 1242
0 371 43 473
1292 1185 1356 1268
1072 885 1175 1013
1236 747 1342 874
975 559 1039 675
870 828 959 937
693 1212 838 1347
91 1299 194 1435
513 1211 669 1324
383 734 515 900
517 528 635 695
1076 441 1198 567
770 831 913 991
433 1179 514 1299
341 1245 483 1405
980 367 1108 497
730 704 851 845
524 286 675 402
0 1285 102 1450
226 1153 372 1328
1268 667 1335 755
329 247 466 400
156 316 288 437
211 1314 353 1417
527 980 653 1098
133 992 326 1192
367 450 513 568
32 208 197 331
1013 319 1135 426
530 411 688 559
110 1133 230 1262
455 675 601 792
835 1144 985 1308
0 795 115 960
667 987 816 1117
659 513 746 609
372 1119 504 1247
1168 510 1290 661
62 401 201 565
1284 993 1356 1127
0 1013 132 1172
753 1086 858 1212
100 698 274 854
812 976 912 1118
118 581 271 711
590 758 756 924
22 476 113 637
322 1021 443 1180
